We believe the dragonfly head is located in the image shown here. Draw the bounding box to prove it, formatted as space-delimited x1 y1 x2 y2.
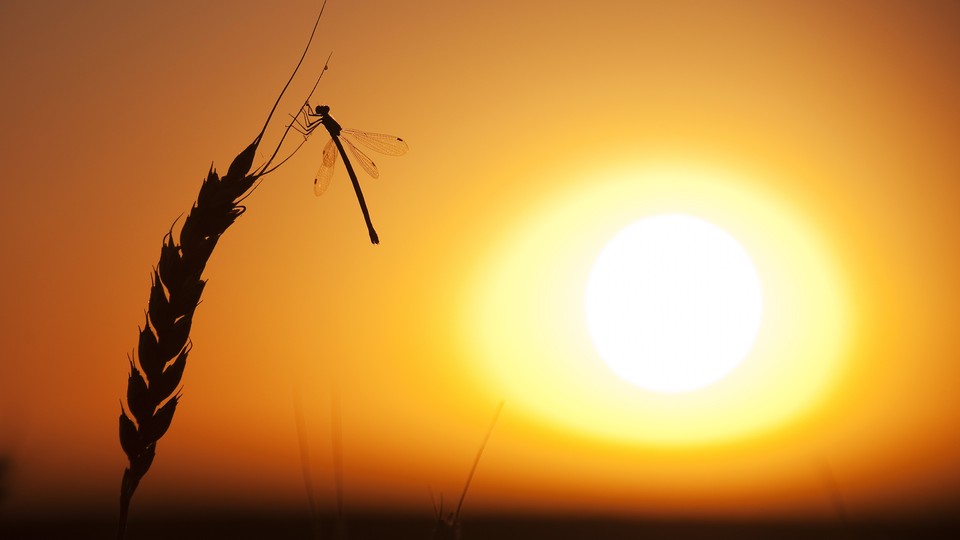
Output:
314 104 330 116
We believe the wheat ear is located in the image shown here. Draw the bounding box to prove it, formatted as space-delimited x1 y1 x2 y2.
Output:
116 3 329 537
117 137 261 529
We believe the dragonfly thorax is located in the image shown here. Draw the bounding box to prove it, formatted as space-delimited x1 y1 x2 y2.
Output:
315 104 342 136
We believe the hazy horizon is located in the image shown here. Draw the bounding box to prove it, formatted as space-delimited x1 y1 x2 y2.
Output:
1 0 959 532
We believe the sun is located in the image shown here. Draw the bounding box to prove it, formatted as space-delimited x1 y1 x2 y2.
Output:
585 214 763 394
465 164 850 445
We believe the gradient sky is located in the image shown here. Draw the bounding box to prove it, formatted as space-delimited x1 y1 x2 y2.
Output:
1 0 959 523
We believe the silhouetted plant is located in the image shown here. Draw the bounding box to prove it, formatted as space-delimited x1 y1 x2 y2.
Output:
432 402 504 540
117 135 260 537
116 3 329 538
294 385 346 540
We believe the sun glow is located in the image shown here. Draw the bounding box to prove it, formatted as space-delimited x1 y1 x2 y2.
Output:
464 163 852 446
585 215 763 394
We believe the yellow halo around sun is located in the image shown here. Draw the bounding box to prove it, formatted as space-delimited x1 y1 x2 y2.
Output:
462 162 852 447
585 214 763 394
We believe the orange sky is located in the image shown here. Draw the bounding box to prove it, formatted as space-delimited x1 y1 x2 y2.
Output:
1 0 959 523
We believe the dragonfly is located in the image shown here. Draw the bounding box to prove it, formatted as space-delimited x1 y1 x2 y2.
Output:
295 103 408 245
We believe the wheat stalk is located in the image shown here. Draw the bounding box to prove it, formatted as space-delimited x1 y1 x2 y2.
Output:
116 3 329 538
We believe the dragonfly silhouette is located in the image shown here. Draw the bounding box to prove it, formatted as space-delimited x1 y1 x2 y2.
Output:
295 103 408 244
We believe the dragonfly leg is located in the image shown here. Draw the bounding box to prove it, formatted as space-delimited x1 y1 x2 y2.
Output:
298 104 325 127
291 110 325 138
290 117 309 137
290 113 311 137
300 102 321 122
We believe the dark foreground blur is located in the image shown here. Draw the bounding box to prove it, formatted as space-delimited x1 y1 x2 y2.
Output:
2 513 959 540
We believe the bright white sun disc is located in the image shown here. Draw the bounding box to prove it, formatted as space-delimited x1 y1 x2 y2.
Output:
585 214 763 394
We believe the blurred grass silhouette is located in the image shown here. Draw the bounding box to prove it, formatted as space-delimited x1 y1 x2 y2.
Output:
431 401 504 540
0 454 9 505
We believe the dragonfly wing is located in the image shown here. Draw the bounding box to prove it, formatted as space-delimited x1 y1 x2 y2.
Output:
343 136 380 179
314 138 338 196
342 128 409 156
